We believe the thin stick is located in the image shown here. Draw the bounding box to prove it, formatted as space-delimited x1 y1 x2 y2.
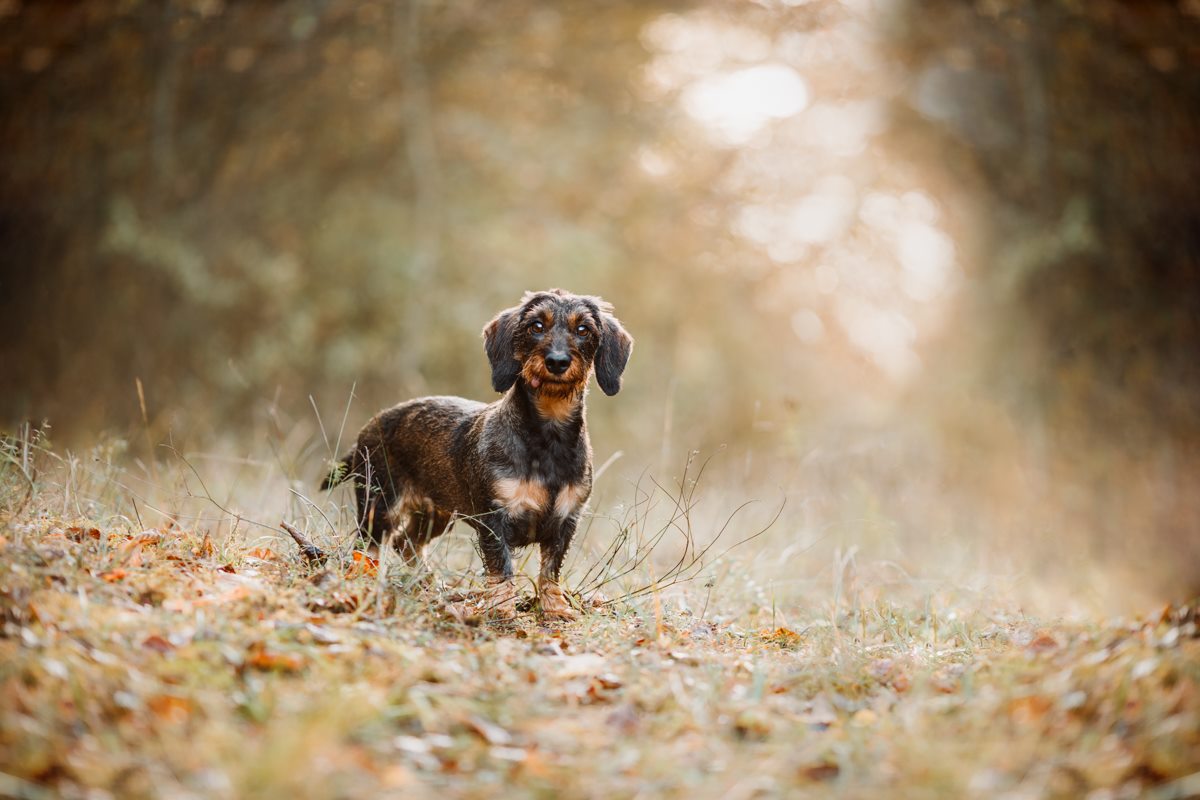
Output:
280 521 328 564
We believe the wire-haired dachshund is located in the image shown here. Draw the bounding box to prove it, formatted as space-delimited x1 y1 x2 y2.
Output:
321 289 633 619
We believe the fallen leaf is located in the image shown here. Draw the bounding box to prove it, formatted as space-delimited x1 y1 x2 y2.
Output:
759 627 803 648
348 550 379 577
1026 632 1060 654
594 673 623 690
1009 694 1052 724
931 668 961 693
193 533 215 559
247 547 279 561
801 762 840 781
308 592 359 614
147 693 193 723
245 644 304 673
129 531 163 547
67 526 101 541
142 634 174 654
101 569 127 583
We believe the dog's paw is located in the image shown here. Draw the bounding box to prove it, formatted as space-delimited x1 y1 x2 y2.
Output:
538 582 578 621
542 604 578 622
482 578 520 619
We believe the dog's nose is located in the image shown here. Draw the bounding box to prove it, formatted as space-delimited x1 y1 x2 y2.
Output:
545 353 571 375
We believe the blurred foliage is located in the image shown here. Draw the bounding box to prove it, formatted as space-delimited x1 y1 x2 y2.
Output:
2 0 1199 595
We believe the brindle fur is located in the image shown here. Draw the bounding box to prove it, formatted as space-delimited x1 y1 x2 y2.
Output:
321 289 633 619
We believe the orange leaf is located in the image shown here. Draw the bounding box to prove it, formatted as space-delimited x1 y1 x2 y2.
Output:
193 533 215 559
348 551 379 577
67 526 101 541
1010 694 1053 724
801 762 840 782
1026 632 1060 654
759 627 803 648
247 547 279 561
142 634 174 654
147 694 193 723
245 644 304 673
101 569 128 583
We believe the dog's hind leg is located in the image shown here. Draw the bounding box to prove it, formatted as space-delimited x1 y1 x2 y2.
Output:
394 508 452 567
353 457 399 551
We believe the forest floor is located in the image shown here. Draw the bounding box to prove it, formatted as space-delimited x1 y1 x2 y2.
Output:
1 456 1198 799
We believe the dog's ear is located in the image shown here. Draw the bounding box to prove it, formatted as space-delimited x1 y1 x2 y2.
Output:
595 310 633 396
483 306 521 393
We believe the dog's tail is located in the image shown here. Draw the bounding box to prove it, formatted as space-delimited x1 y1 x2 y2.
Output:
320 452 353 490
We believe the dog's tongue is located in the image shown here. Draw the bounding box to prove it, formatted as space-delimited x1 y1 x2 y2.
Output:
530 377 542 389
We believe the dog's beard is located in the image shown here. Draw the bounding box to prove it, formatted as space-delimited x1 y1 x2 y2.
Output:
522 361 585 395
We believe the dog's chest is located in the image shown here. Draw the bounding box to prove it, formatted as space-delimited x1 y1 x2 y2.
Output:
492 475 587 520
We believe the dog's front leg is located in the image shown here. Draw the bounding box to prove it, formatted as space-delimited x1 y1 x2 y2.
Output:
538 514 579 621
477 514 520 618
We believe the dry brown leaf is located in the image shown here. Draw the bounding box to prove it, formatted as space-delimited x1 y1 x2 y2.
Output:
128 532 163 547
347 550 379 577
759 627 803 648
247 547 279 561
67 526 101 541
1027 632 1060 654
1010 694 1053 724
101 569 127 583
801 762 840 781
245 645 304 673
193 533 215 559
142 634 174 654
308 592 359 614
147 693 193 723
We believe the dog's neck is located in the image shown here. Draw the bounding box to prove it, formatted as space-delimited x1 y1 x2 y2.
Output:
505 378 587 436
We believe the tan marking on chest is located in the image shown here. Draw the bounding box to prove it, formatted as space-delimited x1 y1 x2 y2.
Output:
553 483 589 518
494 477 550 516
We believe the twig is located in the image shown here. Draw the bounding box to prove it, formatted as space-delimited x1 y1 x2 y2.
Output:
280 520 328 564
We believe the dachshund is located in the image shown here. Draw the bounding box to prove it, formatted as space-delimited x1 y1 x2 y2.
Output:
321 289 633 619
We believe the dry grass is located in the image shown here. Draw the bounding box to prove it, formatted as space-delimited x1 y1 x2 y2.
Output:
1 431 1198 799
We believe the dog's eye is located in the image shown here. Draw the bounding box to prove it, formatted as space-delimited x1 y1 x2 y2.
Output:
530 321 545 333
576 325 590 336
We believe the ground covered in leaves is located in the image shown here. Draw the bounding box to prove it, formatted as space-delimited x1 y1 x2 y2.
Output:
0 512 1198 800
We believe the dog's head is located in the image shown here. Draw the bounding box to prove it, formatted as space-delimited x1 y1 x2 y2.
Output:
483 289 633 397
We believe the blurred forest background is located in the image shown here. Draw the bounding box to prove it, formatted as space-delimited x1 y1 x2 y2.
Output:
2 0 1198 607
